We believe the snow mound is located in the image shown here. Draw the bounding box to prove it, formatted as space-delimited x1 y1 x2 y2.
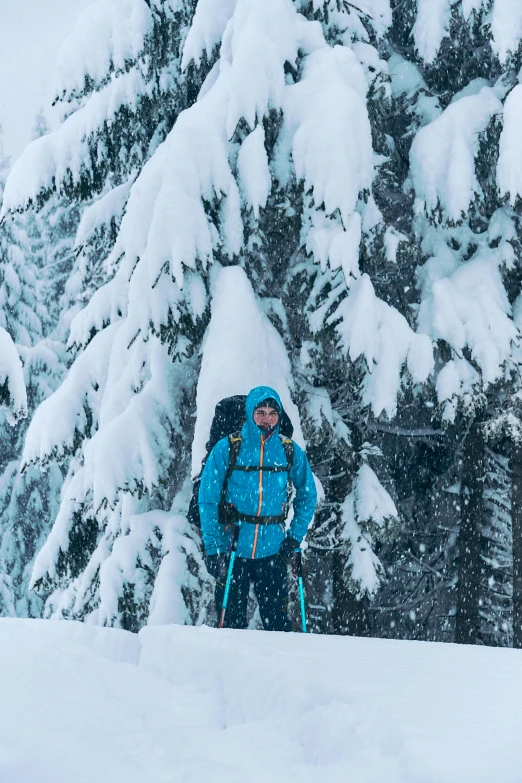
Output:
1 619 522 783
192 265 301 476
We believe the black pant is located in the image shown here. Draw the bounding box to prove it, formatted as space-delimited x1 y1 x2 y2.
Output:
216 554 290 631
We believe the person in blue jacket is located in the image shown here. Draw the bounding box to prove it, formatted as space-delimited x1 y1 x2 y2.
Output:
199 385 317 631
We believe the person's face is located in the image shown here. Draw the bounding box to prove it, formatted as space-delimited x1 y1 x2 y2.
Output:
253 405 279 432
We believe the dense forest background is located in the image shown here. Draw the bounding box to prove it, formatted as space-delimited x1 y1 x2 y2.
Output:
2 0 522 647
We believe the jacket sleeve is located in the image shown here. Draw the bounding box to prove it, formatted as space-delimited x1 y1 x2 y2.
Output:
288 442 317 543
198 438 230 556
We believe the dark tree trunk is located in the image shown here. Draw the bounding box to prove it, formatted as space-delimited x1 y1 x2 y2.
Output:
332 552 370 636
512 441 522 648
303 548 335 634
455 419 485 645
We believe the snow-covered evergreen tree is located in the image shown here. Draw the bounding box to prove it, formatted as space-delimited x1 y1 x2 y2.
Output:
371 0 522 644
2 0 437 628
2 0 211 627
0 134 58 617
4 0 522 642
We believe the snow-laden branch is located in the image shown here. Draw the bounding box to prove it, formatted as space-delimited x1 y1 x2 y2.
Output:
181 0 238 70
1 69 151 214
82 334 186 511
0 326 27 423
21 324 119 469
330 274 434 418
341 463 398 598
54 0 152 102
413 0 522 66
411 87 503 223
417 245 519 420
498 84 522 205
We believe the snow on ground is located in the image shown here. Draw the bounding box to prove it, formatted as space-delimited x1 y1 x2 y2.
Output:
1 619 521 782
0 0 95 161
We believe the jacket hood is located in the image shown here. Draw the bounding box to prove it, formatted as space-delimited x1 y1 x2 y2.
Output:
245 386 282 438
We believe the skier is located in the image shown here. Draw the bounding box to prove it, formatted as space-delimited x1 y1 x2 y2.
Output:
199 385 317 631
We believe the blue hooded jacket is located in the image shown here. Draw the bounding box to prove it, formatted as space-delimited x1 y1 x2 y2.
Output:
198 386 317 559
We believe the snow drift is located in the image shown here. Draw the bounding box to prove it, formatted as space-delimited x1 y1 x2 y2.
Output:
1 619 521 783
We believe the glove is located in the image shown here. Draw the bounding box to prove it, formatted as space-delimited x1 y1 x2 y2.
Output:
206 553 229 586
278 536 301 560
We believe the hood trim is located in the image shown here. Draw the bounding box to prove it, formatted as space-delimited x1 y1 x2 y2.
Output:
244 386 282 438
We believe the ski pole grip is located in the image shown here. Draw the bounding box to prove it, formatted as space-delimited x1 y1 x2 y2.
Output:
295 549 303 578
219 523 241 629
231 522 240 550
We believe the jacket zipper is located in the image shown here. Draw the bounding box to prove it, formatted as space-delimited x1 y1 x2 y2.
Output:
252 524 259 559
252 433 267 559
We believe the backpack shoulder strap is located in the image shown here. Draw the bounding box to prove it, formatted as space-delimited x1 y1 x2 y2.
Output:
279 435 294 470
222 432 242 498
279 436 294 514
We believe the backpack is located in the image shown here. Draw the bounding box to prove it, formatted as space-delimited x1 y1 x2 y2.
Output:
188 395 294 530
206 395 293 452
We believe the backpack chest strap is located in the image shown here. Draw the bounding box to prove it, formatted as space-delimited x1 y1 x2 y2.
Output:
233 465 290 473
222 504 286 526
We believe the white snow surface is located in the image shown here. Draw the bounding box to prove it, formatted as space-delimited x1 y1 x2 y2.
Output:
1 618 522 783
